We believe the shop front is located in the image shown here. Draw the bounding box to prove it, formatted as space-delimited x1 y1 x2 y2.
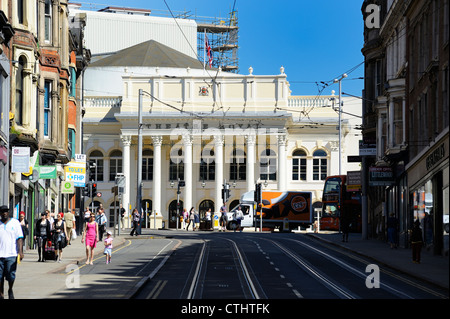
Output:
407 135 449 256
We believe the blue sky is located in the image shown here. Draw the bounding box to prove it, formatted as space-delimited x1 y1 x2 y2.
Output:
77 0 364 97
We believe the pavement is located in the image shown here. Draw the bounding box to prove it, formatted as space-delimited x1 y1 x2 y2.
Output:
9 227 449 299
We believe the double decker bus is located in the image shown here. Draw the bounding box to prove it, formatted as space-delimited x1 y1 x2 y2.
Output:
320 175 362 232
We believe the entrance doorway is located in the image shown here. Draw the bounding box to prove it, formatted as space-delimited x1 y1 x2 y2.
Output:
169 199 183 228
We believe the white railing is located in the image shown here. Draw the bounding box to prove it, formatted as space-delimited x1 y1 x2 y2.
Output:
288 96 334 108
84 96 122 108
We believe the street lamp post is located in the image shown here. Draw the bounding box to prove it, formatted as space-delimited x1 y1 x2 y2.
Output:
136 89 143 230
333 73 347 175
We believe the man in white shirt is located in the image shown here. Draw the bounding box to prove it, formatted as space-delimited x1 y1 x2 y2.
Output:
0 205 24 299
233 206 244 232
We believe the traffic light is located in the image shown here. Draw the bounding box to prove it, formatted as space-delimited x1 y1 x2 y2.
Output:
91 183 97 197
83 182 91 197
222 183 230 202
254 183 262 203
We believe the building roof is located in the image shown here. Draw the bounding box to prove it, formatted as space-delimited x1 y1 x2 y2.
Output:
88 39 207 69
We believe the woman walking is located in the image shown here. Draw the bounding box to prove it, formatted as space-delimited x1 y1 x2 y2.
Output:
187 207 195 231
82 213 98 265
34 212 51 262
53 213 68 262
130 208 140 236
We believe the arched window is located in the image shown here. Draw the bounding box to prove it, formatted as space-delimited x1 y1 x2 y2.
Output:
260 149 277 181
200 146 215 181
292 149 307 181
199 199 214 220
15 56 26 126
142 149 153 181
89 150 104 181
168 199 183 228
109 150 122 181
230 149 246 181
313 149 328 181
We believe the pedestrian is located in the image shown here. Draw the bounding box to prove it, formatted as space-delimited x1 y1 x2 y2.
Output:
18 211 28 250
233 206 244 232
387 213 399 249
194 209 200 230
53 213 68 263
119 204 126 231
34 212 51 262
130 208 140 236
205 208 212 230
97 208 107 241
182 208 188 229
103 231 113 264
82 213 98 265
410 219 424 264
0 205 24 299
219 203 227 232
46 209 55 231
340 213 350 242
187 207 195 231
64 209 76 245
423 211 433 248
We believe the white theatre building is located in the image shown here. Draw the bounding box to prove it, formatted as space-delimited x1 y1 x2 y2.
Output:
82 39 362 229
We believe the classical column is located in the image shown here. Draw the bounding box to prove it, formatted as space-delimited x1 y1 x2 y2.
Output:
152 135 163 216
245 134 256 192
214 135 224 213
277 134 288 191
121 135 131 227
183 134 193 211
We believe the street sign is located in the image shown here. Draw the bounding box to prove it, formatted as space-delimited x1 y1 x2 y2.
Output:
347 171 362 192
96 192 102 198
359 140 376 156
61 181 75 194
369 166 394 186
75 154 86 163
65 161 86 187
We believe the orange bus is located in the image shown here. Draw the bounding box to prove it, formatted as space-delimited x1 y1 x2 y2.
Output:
320 175 362 232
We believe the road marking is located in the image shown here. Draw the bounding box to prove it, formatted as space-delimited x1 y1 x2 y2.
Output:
66 240 132 275
292 289 304 298
147 280 168 299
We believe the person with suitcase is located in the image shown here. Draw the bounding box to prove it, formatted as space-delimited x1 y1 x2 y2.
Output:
34 212 51 262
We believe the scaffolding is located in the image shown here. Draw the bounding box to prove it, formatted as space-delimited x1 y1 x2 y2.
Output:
75 3 239 73
196 11 239 73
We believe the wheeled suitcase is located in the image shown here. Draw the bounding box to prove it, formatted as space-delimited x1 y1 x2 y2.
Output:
44 241 56 261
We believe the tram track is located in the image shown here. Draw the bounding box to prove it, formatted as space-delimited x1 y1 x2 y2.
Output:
262 238 358 299
187 237 263 299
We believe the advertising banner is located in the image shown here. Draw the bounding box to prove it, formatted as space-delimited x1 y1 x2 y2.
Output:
11 147 30 173
65 161 86 187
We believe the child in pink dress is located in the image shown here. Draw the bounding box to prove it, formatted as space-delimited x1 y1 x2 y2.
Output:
103 231 113 264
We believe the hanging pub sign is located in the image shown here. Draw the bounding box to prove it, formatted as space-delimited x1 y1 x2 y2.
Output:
369 166 395 186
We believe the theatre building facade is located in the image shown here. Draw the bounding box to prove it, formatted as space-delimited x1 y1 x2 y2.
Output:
82 40 362 229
